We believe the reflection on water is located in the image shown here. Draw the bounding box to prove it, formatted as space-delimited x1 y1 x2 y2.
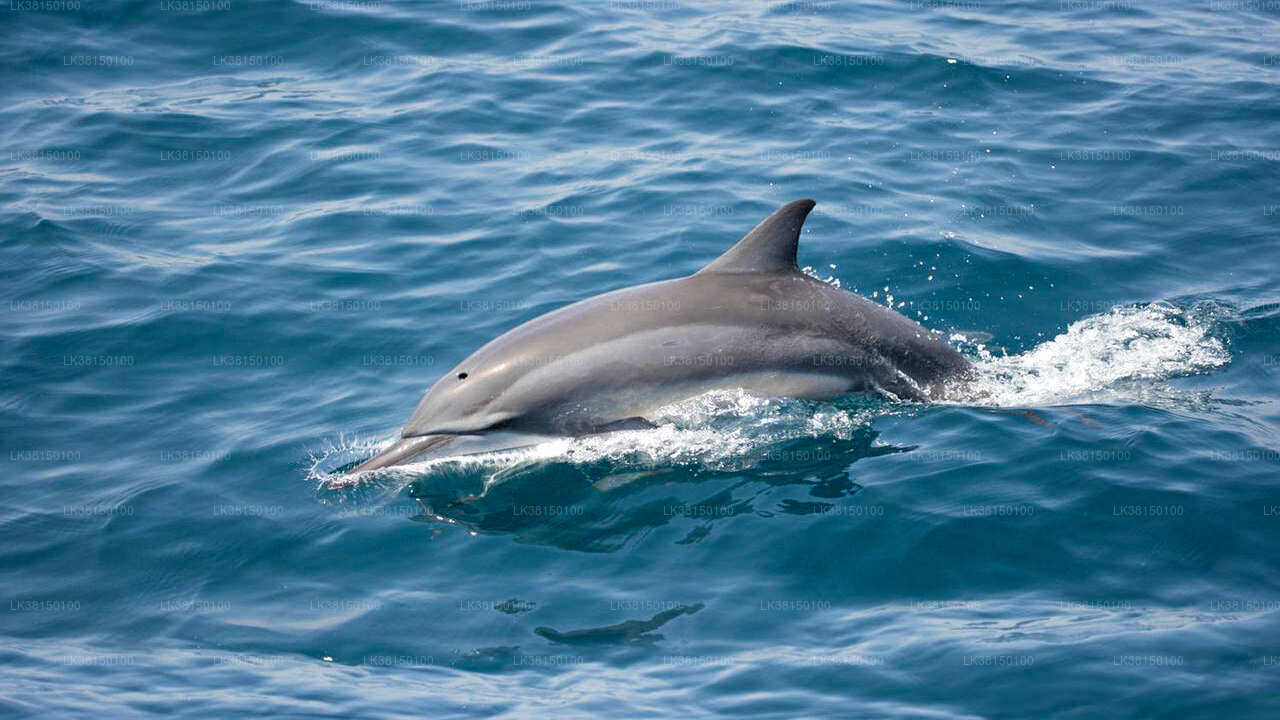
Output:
389 431 901 553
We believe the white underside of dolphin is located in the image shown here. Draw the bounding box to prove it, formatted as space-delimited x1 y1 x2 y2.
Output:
348 199 971 474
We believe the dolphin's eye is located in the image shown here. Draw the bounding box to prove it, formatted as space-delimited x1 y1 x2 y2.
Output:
457 372 468 380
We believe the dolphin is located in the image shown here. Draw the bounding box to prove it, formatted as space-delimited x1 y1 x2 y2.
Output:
350 199 970 473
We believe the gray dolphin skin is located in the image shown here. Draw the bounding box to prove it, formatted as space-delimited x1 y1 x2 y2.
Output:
351 199 971 473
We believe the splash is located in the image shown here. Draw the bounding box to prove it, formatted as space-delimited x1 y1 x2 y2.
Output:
311 391 879 492
560 391 875 470
944 302 1230 407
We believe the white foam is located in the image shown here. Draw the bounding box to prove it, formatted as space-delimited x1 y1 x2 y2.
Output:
312 391 876 491
943 302 1229 407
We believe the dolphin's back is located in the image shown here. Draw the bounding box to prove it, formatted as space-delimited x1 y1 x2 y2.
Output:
399 199 971 443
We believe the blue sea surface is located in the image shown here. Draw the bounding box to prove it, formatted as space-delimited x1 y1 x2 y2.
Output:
3 1 1280 717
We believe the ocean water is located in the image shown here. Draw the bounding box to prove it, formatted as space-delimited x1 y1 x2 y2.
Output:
2 0 1280 716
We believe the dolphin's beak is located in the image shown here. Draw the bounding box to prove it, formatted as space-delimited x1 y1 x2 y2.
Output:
350 435 456 474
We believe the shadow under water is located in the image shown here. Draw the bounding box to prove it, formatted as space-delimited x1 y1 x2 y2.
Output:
535 603 706 646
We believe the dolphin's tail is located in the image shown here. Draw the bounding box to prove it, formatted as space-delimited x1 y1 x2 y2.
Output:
351 435 456 474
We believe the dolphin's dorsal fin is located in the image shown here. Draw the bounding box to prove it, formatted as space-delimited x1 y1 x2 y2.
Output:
697 199 815 275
